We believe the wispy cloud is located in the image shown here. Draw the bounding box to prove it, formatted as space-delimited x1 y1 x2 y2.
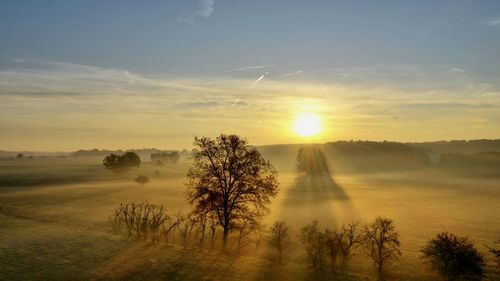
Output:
281 70 303 78
449 67 465 73
1 59 500 150
485 17 500 27
177 0 215 24
198 0 215 18
223 64 273 73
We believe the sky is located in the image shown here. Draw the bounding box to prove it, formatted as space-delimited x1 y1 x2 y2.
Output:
1 0 500 151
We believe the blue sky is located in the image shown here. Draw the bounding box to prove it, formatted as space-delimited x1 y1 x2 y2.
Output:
1 1 500 150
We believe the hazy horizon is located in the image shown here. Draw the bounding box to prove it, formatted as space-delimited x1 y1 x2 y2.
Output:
1 1 500 150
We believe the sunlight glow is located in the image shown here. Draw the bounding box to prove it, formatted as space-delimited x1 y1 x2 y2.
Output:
293 112 322 137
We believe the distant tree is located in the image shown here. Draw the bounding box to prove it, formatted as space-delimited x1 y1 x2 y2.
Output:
186 134 279 251
103 152 141 174
422 232 485 281
16 153 23 159
296 146 329 174
270 221 291 262
134 175 150 187
299 220 325 270
363 217 401 277
236 218 260 256
151 151 180 164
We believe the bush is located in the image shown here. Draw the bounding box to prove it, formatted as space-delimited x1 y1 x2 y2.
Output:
134 175 149 186
422 232 484 281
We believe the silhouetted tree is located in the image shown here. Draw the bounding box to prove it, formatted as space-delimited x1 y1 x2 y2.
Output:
103 152 141 174
363 217 401 277
134 175 149 187
16 153 23 159
422 232 485 281
270 221 291 263
236 218 259 256
296 146 330 175
324 228 343 270
299 220 325 271
186 134 279 251
339 221 362 261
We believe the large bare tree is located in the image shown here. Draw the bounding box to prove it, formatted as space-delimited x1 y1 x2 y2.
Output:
186 134 279 251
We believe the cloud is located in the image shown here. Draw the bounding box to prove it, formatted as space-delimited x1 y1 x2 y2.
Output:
281 70 303 78
449 67 465 73
177 0 215 24
485 17 500 27
222 64 273 73
198 0 215 18
2 59 500 150
177 16 195 24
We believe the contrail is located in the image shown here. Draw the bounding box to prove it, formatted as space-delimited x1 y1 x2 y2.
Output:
223 64 273 73
281 70 303 77
252 73 267 87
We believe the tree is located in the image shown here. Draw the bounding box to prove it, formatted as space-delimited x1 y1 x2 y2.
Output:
363 217 401 277
422 232 484 281
103 152 141 174
270 221 290 262
16 153 23 159
299 220 325 270
134 175 149 187
186 134 279 251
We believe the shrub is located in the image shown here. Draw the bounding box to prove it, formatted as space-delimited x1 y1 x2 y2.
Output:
422 232 484 281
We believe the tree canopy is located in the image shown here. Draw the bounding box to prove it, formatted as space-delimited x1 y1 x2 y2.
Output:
186 134 279 250
103 152 141 174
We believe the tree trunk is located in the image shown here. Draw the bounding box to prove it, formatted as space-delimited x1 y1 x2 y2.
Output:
222 227 229 252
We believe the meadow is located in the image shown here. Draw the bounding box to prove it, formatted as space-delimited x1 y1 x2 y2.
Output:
0 156 499 281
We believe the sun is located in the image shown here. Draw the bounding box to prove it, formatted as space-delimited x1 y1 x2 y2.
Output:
293 112 322 137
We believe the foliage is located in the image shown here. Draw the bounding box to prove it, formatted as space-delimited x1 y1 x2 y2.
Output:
487 240 500 271
134 175 149 186
150 151 180 164
102 152 141 174
363 217 401 275
422 232 484 281
186 134 279 250
296 146 330 174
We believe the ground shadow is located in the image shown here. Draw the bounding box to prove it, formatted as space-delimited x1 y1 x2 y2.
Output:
285 146 349 205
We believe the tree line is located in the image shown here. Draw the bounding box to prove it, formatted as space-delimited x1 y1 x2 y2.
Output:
109 134 498 280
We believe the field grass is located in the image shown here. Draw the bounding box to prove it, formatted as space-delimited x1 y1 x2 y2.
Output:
0 157 499 280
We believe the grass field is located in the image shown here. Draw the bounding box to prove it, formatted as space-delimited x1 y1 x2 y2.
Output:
0 157 499 280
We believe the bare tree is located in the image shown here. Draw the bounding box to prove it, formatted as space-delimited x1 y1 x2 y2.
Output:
339 221 362 260
270 221 290 263
236 218 259 256
299 221 325 271
363 217 401 277
186 134 279 251
324 228 344 270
